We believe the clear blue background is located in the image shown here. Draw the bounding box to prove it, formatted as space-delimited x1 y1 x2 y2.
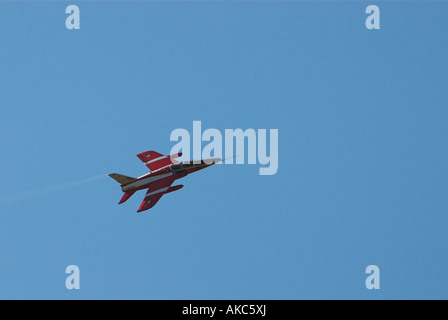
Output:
0 1 447 299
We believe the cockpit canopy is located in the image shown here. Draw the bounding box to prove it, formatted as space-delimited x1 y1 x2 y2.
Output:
170 161 206 172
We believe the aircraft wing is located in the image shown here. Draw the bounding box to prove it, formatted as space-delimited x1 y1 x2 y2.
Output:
137 176 176 213
136 151 181 171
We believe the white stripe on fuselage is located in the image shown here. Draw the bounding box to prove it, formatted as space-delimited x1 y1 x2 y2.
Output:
145 187 169 198
122 172 174 191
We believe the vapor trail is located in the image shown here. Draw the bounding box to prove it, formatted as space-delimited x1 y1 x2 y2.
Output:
0 174 108 203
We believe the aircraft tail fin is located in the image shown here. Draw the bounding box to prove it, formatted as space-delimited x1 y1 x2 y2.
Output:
108 173 137 185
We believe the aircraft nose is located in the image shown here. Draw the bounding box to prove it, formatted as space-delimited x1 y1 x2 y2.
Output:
204 158 222 165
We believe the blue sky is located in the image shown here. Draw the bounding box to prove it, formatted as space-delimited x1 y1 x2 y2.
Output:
0 1 447 299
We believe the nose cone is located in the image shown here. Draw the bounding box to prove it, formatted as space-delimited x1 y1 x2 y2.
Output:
203 158 222 166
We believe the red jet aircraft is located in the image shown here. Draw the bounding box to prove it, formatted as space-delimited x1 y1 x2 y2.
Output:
109 151 220 212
